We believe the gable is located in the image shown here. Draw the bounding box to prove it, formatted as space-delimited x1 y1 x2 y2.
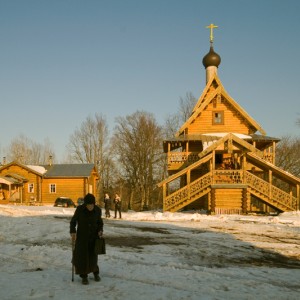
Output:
0 162 43 186
198 133 264 160
176 74 266 137
0 161 44 177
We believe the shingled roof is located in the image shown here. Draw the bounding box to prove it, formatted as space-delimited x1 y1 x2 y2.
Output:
43 164 95 178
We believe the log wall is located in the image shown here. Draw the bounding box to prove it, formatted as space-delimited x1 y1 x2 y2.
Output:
214 188 243 214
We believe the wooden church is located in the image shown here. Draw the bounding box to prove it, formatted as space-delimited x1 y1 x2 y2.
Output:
158 24 300 214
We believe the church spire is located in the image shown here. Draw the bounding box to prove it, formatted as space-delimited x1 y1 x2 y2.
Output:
202 23 221 83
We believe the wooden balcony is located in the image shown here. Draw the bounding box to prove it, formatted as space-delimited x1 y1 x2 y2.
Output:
262 153 274 164
167 152 200 170
213 170 243 184
168 151 274 171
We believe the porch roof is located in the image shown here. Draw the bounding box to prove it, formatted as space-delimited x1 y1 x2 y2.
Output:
0 176 20 185
163 133 280 152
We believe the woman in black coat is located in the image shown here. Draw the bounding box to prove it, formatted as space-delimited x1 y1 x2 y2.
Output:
70 193 103 285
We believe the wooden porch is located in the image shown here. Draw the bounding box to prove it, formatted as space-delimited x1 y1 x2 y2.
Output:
159 153 300 214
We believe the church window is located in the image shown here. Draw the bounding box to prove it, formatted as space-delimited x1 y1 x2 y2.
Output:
212 111 224 125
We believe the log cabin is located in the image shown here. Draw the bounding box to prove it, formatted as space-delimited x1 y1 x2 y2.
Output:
0 160 99 206
158 24 300 214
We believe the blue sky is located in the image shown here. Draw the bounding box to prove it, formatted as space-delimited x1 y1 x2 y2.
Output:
1 0 300 162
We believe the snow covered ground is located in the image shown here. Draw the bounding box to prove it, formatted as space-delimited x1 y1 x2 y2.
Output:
0 205 299 300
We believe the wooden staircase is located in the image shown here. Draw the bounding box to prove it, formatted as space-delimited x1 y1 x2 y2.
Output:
245 171 298 212
164 169 298 213
164 173 211 212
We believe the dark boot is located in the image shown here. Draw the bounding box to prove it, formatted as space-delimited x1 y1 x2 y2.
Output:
81 275 89 285
94 273 101 282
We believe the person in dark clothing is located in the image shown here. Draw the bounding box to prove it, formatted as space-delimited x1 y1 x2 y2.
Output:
70 193 103 285
104 193 111 218
114 193 122 219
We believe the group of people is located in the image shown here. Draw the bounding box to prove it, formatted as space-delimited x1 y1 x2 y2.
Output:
69 192 122 285
218 158 240 170
104 193 122 219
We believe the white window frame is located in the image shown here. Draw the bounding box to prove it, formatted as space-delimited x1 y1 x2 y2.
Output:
28 183 34 193
49 184 56 194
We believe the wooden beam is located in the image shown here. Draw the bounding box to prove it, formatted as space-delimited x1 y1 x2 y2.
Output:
162 184 167 211
297 184 300 210
269 170 272 200
187 170 191 200
273 141 276 164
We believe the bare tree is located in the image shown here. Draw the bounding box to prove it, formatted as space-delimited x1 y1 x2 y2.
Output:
30 138 54 165
296 115 300 128
6 134 55 165
67 113 110 198
67 114 108 162
102 156 118 193
112 111 163 210
179 92 197 123
276 135 300 177
162 92 197 140
163 113 180 139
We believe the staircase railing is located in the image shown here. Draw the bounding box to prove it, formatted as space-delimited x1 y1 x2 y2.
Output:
244 171 298 211
164 169 298 212
164 173 211 211
271 184 298 210
213 170 243 184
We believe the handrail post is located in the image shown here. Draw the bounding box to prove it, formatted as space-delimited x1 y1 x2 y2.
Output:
187 170 191 200
269 170 272 201
242 155 246 184
162 183 166 212
297 184 300 210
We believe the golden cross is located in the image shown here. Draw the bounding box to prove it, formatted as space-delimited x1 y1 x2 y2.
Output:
206 23 218 43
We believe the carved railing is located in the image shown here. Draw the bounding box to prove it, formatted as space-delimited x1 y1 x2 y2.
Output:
271 185 298 210
263 153 274 164
167 152 199 164
165 173 211 211
245 171 297 210
244 172 270 197
213 170 243 184
164 168 298 212
189 173 212 196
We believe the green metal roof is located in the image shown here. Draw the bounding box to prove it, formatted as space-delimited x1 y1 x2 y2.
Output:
43 164 95 178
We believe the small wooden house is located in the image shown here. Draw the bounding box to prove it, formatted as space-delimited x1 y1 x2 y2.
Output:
0 161 99 205
158 27 300 214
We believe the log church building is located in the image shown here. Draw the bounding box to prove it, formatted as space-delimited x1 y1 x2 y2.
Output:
158 24 300 214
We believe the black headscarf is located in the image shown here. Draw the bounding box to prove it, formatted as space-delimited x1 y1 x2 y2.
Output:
84 193 96 205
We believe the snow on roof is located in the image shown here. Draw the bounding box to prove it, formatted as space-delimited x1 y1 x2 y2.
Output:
202 132 251 139
26 165 47 175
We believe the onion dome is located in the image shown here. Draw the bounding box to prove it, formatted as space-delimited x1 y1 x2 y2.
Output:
202 46 221 68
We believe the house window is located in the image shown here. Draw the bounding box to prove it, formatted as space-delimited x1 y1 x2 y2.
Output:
49 184 56 193
212 111 224 125
28 183 34 193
